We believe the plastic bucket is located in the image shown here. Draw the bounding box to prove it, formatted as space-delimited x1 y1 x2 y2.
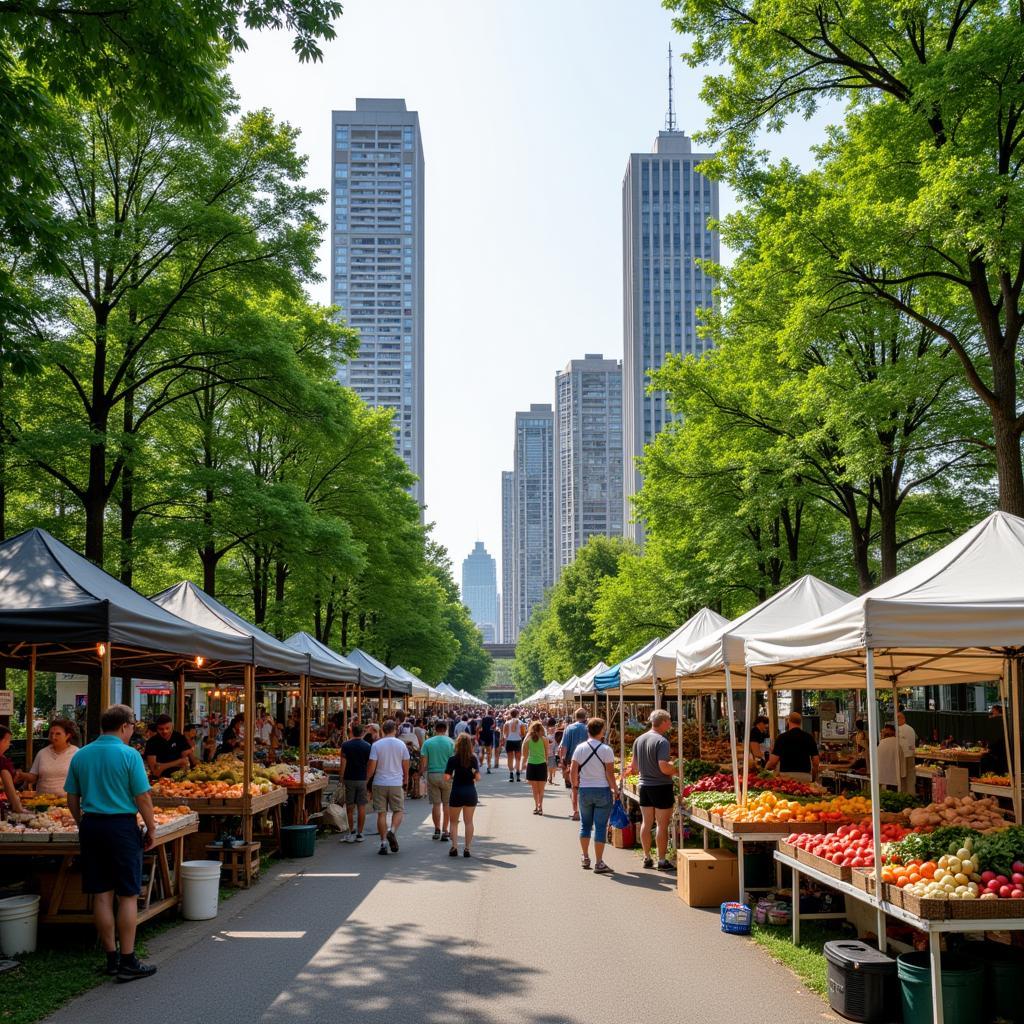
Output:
897 952 984 1024
280 825 317 858
180 860 222 921
0 894 39 955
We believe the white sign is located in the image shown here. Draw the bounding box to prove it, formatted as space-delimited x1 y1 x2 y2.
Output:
0 690 13 716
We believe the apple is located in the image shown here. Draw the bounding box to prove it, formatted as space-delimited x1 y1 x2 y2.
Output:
999 885 1013 898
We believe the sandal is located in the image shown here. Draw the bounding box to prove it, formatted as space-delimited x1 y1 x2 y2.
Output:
448 846 458 857
581 856 591 870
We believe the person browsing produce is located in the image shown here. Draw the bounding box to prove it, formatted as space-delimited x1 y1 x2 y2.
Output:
623 709 677 871
144 714 197 778
765 711 819 782
22 718 79 795
748 714 770 768
0 725 25 814
64 704 158 983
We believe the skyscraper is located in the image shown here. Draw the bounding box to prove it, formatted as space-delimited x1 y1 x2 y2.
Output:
330 99 425 507
512 405 556 638
622 128 719 541
461 542 498 643
555 354 624 569
501 470 515 643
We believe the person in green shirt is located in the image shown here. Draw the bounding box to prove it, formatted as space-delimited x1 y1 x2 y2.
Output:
420 720 455 841
524 719 551 815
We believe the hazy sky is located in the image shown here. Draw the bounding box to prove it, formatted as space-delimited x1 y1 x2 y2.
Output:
229 0 832 586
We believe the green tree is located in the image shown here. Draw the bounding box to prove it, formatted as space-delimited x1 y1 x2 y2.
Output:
668 0 1024 513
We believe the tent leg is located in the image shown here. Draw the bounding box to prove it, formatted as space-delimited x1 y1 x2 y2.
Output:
1013 659 1022 826
175 668 186 733
242 664 254 844
865 648 886 951
26 646 36 767
618 682 625 769
724 665 740 801
741 669 752 806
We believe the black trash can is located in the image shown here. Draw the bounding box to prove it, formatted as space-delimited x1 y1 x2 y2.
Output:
824 940 900 1023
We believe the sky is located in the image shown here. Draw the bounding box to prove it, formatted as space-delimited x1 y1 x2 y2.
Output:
228 0 834 587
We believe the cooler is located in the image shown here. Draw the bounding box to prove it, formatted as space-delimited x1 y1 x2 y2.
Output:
824 940 899 1023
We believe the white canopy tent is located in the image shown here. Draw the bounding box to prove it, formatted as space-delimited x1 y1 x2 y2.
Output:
674 575 856 799
620 608 730 691
574 661 610 695
742 512 1024 975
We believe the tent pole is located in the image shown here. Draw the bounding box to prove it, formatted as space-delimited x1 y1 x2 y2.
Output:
242 664 254 843
618 681 625 769
26 646 36 767
724 664 741 801
767 687 778 742
741 668 752 806
697 691 704 758
299 674 308 787
175 667 186 732
1013 659 1022 826
864 648 885 951
676 676 683 763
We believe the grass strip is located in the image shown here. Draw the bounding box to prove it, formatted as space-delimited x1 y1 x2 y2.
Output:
749 920 834 998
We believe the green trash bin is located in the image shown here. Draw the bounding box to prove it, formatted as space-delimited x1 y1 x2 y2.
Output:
897 952 984 1024
280 825 317 858
985 944 1024 1023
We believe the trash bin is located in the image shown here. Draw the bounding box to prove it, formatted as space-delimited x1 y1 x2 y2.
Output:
0 894 40 955
984 944 1024 1023
280 824 317 858
897 952 984 1024
824 940 898 1023
180 860 222 921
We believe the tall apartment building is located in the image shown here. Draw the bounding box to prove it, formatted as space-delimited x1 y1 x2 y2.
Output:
461 541 498 643
500 470 515 643
330 99 425 507
555 354 624 569
622 129 719 541
512 405 555 638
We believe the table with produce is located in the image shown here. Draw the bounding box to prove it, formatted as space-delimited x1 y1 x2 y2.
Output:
150 756 293 854
0 796 198 924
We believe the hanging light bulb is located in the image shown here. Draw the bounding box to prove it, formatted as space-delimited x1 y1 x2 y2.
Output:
97 642 107 657
195 655 205 667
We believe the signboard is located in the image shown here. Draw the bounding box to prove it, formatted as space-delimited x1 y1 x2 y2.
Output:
820 700 837 721
0 690 12 716
822 718 849 740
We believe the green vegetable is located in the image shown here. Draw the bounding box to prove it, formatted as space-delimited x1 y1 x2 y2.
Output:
682 758 719 782
878 790 923 812
888 826 980 865
974 825 1024 876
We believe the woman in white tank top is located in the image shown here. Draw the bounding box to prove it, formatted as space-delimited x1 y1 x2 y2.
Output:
503 716 525 780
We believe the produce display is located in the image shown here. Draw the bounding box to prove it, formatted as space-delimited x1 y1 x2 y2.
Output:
687 791 743 811
720 792 872 825
904 795 1006 831
159 755 324 795
681 773 821 798
0 804 194 839
680 758 719 782
260 764 327 787
153 778 273 799
916 744 984 757
978 774 1011 787
877 790 923 813
785 823 913 868
20 793 68 811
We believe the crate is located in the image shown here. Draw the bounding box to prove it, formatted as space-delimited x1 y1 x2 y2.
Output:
777 840 800 861
851 868 877 895
797 847 851 882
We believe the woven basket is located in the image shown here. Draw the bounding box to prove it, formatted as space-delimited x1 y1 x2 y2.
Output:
796 847 851 882
947 897 1024 920
899 891 952 920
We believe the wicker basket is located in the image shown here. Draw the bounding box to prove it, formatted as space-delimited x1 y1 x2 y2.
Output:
947 897 1024 920
899 891 952 920
796 847 851 882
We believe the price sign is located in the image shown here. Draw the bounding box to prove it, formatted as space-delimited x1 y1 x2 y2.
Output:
0 690 13 716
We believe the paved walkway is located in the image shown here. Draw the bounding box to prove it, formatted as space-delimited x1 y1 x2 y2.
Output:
47 772 833 1024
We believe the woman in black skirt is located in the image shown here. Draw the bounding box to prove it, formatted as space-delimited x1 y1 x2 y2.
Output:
445 733 480 858
524 719 550 815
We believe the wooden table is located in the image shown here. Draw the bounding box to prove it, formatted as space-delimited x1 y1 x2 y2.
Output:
284 777 328 825
0 817 198 925
152 787 287 855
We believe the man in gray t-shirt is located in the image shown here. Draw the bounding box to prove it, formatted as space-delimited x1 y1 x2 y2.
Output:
622 709 677 871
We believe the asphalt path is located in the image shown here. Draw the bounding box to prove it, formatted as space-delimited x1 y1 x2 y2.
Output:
47 769 834 1024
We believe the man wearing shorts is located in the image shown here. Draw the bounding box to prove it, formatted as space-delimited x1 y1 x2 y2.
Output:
503 712 525 782
623 708 677 871
558 708 590 821
64 704 158 982
339 720 372 843
420 719 455 840
367 720 410 855
478 711 496 774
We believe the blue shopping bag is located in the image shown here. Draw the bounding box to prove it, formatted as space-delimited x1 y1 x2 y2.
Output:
609 798 630 831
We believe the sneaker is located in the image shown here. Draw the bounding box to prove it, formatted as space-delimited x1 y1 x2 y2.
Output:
339 834 353 844
594 861 614 875
354 833 365 842
101 953 120 977
378 843 388 855
643 856 654 869
656 859 675 872
116 956 156 983
516 772 521 782
386 829 399 853
432 829 441 841
509 773 514 782
486 768 491 774
463 849 471 858
581 856 591 870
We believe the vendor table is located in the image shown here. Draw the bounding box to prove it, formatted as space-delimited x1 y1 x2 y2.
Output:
683 808 789 900
0 816 198 925
152 787 287 855
969 781 1012 799
285 777 328 824
775 848 1024 1024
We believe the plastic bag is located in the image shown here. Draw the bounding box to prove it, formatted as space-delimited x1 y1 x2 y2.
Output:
609 798 630 831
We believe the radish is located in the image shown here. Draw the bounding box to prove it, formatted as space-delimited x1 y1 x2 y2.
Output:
999 885 1013 898
981 871 996 884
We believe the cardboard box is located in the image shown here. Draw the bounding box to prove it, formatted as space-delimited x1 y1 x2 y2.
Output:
946 766 969 798
610 824 635 849
677 848 738 907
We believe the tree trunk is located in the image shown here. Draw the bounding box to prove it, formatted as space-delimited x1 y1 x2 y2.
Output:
119 383 136 586
877 467 899 583
85 308 111 566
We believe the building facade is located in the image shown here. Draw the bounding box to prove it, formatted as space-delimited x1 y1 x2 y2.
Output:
500 470 515 643
622 130 719 540
461 541 499 643
512 405 556 638
330 99 426 507
555 354 623 569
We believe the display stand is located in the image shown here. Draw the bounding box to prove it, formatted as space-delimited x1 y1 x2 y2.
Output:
0 818 198 925
285 777 328 824
152 787 286 855
775 848 1024 1024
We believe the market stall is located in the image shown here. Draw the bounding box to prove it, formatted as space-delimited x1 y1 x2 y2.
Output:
743 511 1024 1024
345 647 412 719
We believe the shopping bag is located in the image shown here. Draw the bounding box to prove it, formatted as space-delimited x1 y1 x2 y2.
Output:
609 798 630 831
323 800 348 833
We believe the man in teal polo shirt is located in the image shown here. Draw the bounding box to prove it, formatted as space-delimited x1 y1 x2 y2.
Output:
420 719 455 841
66 703 159 983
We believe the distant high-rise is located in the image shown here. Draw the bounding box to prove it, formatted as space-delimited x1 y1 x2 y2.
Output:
461 542 498 643
555 354 624 569
501 470 515 643
622 128 719 541
512 405 555 638
331 99 425 507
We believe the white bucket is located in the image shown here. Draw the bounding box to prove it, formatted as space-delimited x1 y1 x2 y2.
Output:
0 894 40 955
180 860 222 921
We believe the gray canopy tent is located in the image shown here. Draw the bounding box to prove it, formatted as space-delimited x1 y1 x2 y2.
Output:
346 647 411 718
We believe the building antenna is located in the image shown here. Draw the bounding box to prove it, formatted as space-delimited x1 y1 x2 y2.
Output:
665 44 677 132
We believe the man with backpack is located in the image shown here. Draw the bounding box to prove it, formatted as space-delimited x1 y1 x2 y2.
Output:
558 708 590 821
